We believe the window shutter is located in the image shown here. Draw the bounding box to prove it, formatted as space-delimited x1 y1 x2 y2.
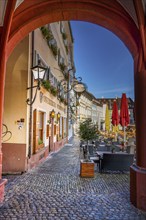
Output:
33 109 39 153
54 125 56 136
46 125 49 138
62 117 64 138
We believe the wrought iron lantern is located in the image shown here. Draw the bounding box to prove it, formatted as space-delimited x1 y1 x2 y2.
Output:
26 59 47 105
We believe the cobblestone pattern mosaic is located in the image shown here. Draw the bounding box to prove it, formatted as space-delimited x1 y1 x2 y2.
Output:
1 137 146 219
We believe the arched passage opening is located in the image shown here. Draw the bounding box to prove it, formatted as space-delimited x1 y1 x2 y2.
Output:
0 0 146 211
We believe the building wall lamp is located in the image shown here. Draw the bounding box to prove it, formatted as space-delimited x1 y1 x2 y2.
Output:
57 112 61 120
26 59 47 105
50 109 55 119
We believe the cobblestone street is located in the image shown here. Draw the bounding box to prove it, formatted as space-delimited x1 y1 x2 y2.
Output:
1 137 146 220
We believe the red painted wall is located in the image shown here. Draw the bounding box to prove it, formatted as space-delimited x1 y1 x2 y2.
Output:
2 143 27 173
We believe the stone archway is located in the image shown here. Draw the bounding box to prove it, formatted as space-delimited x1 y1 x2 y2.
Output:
0 0 146 211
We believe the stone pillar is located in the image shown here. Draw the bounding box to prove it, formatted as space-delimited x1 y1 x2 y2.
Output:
0 0 17 202
130 58 146 211
0 55 7 202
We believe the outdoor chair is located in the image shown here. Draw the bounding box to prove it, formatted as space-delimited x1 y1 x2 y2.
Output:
95 140 100 147
88 144 101 171
101 153 134 172
97 146 109 152
112 141 119 145
90 155 101 171
113 146 121 152
126 145 131 153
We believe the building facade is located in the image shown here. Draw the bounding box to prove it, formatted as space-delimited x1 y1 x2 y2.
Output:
2 21 75 173
75 91 103 133
96 97 135 131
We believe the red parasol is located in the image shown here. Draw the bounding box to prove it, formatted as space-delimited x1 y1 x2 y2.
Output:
112 100 119 126
120 93 130 145
120 93 130 126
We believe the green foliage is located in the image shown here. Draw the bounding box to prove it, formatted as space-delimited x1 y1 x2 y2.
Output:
64 73 69 80
41 80 51 91
76 101 80 106
59 96 64 103
50 86 57 96
78 119 98 141
38 138 43 145
46 30 54 41
59 63 66 72
40 26 58 57
50 44 58 57
40 26 49 38
40 26 53 41
62 32 67 40
41 80 58 97
65 45 68 54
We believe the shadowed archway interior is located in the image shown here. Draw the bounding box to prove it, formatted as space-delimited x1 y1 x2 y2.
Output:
7 0 140 59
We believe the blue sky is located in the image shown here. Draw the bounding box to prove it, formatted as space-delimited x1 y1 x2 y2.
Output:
70 21 134 100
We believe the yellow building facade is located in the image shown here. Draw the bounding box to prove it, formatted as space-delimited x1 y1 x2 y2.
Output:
2 21 74 173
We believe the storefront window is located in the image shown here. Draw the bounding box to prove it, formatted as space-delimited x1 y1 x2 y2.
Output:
38 111 44 142
33 109 45 153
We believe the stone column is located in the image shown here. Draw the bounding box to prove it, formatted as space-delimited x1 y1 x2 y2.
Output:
0 0 17 202
130 56 146 211
0 55 7 202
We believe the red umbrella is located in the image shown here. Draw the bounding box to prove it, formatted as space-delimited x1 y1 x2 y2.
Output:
120 93 130 127
120 93 130 145
112 100 119 141
112 100 119 126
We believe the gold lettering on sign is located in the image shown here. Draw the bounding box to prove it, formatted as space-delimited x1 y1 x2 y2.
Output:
57 104 65 112
43 96 56 107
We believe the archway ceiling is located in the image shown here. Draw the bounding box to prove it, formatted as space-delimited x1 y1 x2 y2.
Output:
11 0 145 28
1 0 146 59
12 0 146 29
0 0 145 29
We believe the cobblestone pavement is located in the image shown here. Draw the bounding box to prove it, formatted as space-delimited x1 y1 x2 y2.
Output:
1 137 146 220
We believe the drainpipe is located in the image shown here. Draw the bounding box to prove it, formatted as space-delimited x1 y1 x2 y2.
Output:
28 31 34 158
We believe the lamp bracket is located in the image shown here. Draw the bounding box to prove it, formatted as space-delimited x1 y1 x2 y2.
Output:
27 85 38 90
26 86 38 106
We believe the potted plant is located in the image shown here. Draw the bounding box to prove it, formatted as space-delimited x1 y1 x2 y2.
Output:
41 80 51 92
38 138 44 149
78 118 98 161
78 119 98 178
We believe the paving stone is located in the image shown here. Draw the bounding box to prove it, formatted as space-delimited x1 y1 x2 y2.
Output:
0 137 146 219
